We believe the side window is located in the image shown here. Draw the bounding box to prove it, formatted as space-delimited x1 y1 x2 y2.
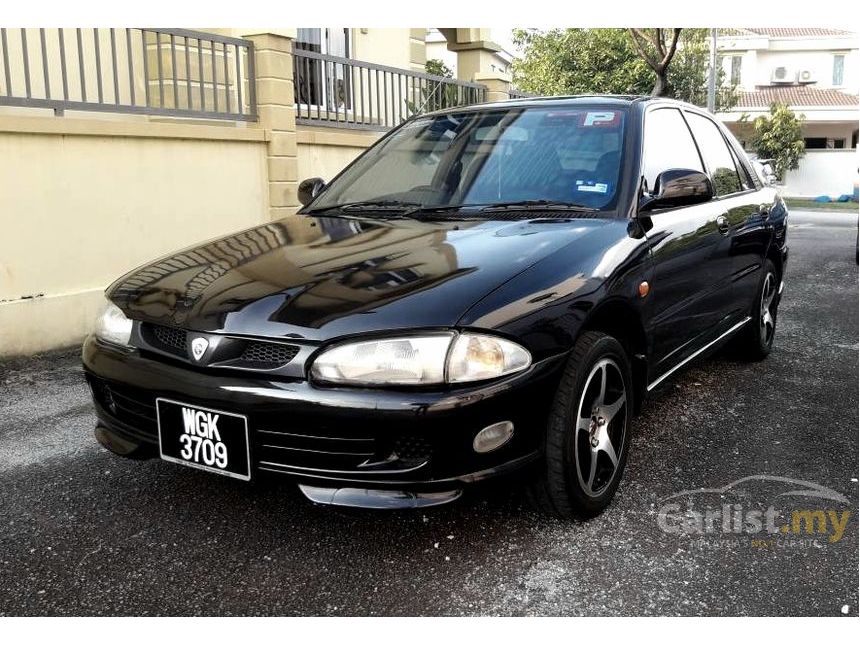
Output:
642 108 704 193
728 144 755 190
685 112 743 197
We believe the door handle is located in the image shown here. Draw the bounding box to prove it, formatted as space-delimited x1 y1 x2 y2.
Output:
716 214 730 235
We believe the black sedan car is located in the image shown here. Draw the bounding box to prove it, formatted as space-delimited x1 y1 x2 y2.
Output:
83 96 788 517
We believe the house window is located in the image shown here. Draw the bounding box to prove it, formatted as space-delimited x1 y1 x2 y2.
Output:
833 54 845 86
295 28 351 110
804 138 827 149
730 55 742 85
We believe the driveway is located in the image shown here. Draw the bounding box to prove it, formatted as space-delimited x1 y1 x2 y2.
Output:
1 209 857 616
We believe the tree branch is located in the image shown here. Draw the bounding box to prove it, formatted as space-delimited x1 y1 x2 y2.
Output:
651 28 665 60
658 28 682 72
628 28 659 70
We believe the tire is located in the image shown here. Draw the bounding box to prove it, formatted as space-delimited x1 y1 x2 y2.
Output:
529 331 633 519
735 259 779 361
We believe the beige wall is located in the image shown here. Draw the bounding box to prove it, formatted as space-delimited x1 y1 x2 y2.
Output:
0 116 269 357
351 29 414 71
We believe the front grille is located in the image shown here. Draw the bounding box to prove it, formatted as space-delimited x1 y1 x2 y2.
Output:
256 424 432 474
257 428 377 471
392 434 432 461
149 324 187 357
141 323 300 370
236 341 300 368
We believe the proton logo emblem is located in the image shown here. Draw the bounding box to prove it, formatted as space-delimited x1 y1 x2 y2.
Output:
191 337 209 361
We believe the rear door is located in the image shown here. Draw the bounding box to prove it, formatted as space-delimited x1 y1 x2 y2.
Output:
683 109 769 320
640 107 734 378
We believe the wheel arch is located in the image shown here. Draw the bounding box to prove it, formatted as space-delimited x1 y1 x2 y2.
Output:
580 298 648 414
766 243 784 282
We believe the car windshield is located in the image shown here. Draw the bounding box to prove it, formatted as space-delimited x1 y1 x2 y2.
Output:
305 105 627 215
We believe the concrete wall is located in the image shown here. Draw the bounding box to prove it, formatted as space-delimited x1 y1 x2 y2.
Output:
0 116 268 356
781 149 858 197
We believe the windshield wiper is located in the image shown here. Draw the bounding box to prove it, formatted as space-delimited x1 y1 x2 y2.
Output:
307 200 422 214
477 199 599 212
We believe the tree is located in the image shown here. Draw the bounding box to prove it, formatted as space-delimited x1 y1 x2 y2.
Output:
407 58 457 115
745 104 806 181
512 28 736 111
628 28 682 96
425 58 453 79
512 29 652 96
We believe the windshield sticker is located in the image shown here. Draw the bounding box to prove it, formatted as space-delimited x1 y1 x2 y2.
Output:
576 182 609 193
583 111 621 127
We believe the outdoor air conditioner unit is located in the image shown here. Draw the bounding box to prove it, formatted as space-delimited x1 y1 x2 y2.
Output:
771 66 794 83
797 69 817 84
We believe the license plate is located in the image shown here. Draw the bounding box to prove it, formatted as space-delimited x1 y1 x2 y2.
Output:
156 398 251 481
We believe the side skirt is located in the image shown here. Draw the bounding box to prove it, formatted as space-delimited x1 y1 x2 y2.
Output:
646 316 752 392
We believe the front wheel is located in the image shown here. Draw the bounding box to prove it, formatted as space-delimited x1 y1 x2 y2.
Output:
529 331 633 518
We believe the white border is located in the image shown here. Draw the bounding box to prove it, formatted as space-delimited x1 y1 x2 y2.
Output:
155 397 252 482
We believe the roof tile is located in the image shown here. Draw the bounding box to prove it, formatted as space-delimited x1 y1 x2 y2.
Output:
735 87 859 108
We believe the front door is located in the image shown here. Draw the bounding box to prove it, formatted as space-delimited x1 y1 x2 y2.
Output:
639 107 734 378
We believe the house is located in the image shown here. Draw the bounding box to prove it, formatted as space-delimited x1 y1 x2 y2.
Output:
715 28 859 197
0 28 518 357
425 29 515 77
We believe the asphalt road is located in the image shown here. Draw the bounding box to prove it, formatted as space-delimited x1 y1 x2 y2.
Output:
1 209 857 616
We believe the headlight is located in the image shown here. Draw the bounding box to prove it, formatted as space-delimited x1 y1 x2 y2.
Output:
94 299 133 346
310 332 531 386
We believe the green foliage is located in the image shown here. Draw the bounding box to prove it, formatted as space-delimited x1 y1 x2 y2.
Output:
747 104 806 181
405 59 458 117
512 29 651 96
512 28 737 111
425 58 453 79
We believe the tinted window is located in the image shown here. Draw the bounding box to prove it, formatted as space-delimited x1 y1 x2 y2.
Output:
685 112 742 197
641 108 703 193
308 106 628 213
727 142 754 190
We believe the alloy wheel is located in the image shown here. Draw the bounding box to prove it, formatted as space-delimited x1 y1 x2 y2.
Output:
760 272 777 346
573 358 628 498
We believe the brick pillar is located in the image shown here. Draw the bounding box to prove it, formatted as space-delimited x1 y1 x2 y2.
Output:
244 31 299 220
473 72 511 102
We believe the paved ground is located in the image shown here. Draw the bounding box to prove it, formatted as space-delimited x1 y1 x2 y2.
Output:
1 210 857 616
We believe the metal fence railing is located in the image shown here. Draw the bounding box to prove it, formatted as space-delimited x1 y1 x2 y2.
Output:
293 49 487 130
0 28 256 121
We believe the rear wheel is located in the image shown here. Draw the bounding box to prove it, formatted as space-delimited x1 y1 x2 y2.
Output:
529 331 633 518
735 259 779 361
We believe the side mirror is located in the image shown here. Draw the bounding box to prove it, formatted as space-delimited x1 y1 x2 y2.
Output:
639 168 714 212
298 177 327 207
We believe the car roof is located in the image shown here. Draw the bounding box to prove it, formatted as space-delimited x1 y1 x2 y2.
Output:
426 94 701 117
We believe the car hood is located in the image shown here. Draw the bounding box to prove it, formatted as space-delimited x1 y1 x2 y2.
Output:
108 214 613 342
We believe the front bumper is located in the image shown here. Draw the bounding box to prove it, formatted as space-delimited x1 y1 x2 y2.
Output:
82 336 566 498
